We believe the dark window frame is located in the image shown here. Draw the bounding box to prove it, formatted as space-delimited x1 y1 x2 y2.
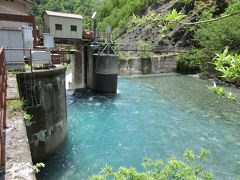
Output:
71 25 77 32
55 24 62 31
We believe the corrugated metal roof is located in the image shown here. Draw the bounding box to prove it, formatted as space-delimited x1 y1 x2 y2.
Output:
44 10 83 19
0 5 28 15
22 0 34 6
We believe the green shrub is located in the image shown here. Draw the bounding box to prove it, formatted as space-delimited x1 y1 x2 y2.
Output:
118 53 134 62
193 1 240 73
89 149 213 180
208 48 240 105
7 99 33 125
7 99 24 112
177 51 201 74
214 48 240 81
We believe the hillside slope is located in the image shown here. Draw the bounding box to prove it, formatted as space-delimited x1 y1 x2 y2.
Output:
112 0 229 47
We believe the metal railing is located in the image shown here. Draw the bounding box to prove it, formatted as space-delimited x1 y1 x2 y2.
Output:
117 44 189 53
90 42 189 55
91 42 117 55
0 47 7 167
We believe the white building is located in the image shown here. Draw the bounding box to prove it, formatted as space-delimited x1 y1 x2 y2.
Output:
42 11 83 40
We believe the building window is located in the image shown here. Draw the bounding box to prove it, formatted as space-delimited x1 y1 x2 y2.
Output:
71 25 77 32
55 24 62 30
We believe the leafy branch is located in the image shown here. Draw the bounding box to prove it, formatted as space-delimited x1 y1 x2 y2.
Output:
182 10 240 25
208 83 239 105
89 149 213 180
214 48 240 81
209 48 240 105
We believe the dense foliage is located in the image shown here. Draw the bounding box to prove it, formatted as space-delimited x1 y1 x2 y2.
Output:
177 1 240 75
98 0 163 37
214 48 240 81
90 149 213 180
209 48 240 104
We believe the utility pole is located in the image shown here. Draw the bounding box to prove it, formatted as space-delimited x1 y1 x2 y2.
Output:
91 12 97 43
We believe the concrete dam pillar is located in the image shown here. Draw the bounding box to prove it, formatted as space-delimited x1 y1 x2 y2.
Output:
17 67 67 163
92 54 119 94
74 43 118 94
72 50 85 88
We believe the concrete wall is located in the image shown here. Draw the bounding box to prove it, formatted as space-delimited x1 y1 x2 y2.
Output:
119 54 177 75
16 67 67 163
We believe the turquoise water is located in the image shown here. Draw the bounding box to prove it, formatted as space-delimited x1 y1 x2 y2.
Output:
38 74 240 180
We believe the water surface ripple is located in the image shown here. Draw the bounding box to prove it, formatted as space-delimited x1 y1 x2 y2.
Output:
39 74 240 180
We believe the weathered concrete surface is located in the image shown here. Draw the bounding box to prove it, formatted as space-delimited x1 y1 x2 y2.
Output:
86 48 94 90
94 55 119 74
17 67 67 163
7 76 19 100
92 54 119 94
119 54 177 75
5 114 36 180
2 77 36 180
72 51 85 88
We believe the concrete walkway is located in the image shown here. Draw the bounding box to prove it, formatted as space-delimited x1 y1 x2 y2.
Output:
3 77 35 180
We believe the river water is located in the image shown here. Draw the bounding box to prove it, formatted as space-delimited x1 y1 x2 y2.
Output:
38 74 240 180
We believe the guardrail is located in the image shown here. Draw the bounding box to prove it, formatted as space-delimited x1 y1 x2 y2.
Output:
0 47 7 167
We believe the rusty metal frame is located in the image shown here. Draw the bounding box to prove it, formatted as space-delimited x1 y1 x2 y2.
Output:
0 47 7 167
0 13 38 46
